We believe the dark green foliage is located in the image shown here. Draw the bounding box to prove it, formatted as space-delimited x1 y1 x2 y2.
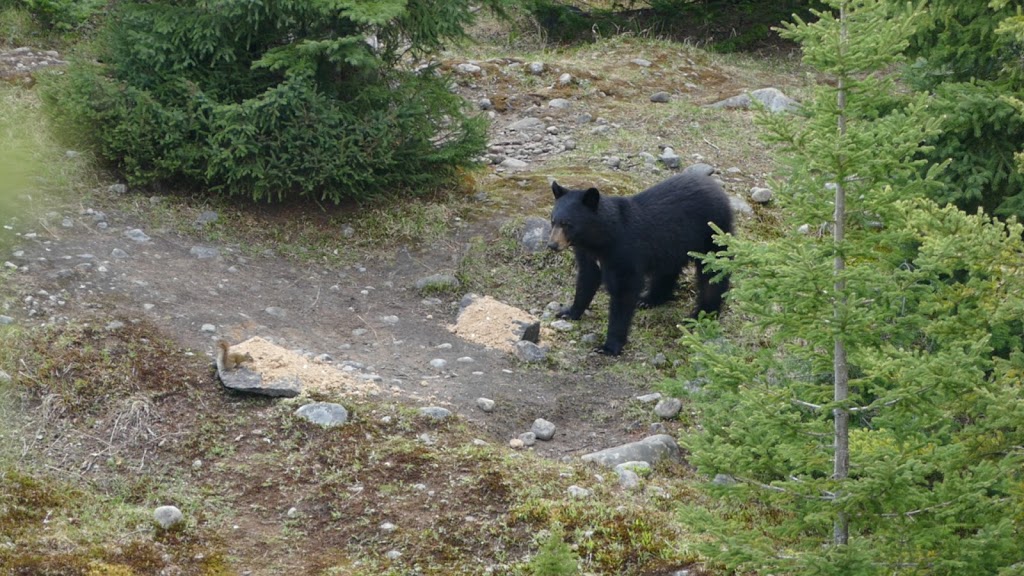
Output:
43 0 495 203
530 525 579 576
673 1 1024 573
18 0 103 32
526 0 823 51
901 0 1024 219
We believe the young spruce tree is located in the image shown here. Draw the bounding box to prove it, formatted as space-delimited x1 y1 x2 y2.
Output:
675 1 1024 574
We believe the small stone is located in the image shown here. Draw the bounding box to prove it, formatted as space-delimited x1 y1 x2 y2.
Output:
654 398 683 419
567 485 591 498
750 187 773 203
631 58 652 67
123 229 150 243
650 91 671 103
563 139 577 151
636 393 662 404
651 353 668 367
105 321 124 331
108 183 128 195
798 223 812 235
550 319 573 332
548 98 571 109
519 432 537 446
190 246 220 259
110 248 129 259
500 157 528 169
295 402 349 427
681 163 716 177
200 324 216 333
457 356 474 364
515 340 547 363
153 505 184 530
507 117 545 132
341 225 355 238
455 63 481 75
558 73 573 85
528 61 545 75
476 398 495 412
419 406 452 420
605 156 621 169
429 358 447 370
713 473 737 486
532 418 556 441
659 147 681 169
380 522 397 532
510 438 525 449
478 98 493 110
380 315 399 325
286 507 300 519
385 550 402 561
264 306 287 319
0 315 14 325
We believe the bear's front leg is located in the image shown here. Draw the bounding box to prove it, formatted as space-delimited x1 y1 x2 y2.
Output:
600 272 642 356
558 251 601 320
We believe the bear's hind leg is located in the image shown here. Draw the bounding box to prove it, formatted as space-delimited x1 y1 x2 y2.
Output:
639 272 679 309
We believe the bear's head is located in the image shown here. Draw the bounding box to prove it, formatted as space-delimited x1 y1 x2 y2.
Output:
548 181 601 252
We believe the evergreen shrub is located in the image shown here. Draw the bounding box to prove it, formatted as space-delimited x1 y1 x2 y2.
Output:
43 0 492 203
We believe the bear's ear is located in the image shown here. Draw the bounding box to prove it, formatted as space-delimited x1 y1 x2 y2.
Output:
552 181 568 200
582 187 600 211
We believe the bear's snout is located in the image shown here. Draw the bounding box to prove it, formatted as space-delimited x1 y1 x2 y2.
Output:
548 225 570 251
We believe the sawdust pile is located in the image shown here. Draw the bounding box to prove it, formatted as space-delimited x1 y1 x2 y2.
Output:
230 336 378 396
448 295 548 353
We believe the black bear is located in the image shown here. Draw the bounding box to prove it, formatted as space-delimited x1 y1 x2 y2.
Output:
548 172 733 355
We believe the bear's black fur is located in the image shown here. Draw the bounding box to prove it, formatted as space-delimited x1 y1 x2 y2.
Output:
548 172 733 355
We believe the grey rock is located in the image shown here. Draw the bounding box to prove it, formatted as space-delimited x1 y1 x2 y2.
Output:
639 152 657 165
476 398 495 412
515 340 547 363
264 306 287 319
651 352 668 367
219 370 301 398
105 321 124 331
707 87 800 113
682 163 716 177
200 323 216 333
520 216 552 253
636 392 662 404
419 406 452 420
548 98 571 109
110 248 129 259
190 246 220 259
581 434 681 468
286 507 300 519
654 398 683 419
797 223 812 235
499 157 528 169
429 358 447 370
750 187 773 203
455 63 481 74
507 117 545 132
563 139 577 151
558 73 573 85
605 155 622 169
456 356 474 364
528 61 545 75
123 228 150 243
415 274 460 293
341 225 355 238
519 431 537 446
479 98 493 110
549 319 573 332
650 91 671 103
0 315 13 325
380 315 399 325
385 550 402 561
617 468 641 489
631 58 652 67
295 402 349 427
532 418 556 440
576 112 593 124
713 473 737 486
659 147 681 169
567 485 591 498
108 183 128 195
154 505 183 529
195 211 218 225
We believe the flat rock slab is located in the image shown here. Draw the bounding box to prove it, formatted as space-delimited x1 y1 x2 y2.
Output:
216 336 377 398
580 434 681 468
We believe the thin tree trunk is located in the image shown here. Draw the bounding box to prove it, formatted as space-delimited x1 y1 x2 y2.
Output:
833 1 851 548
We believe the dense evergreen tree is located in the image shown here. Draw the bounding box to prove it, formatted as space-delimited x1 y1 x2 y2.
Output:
675 1 1024 573
44 0 503 202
